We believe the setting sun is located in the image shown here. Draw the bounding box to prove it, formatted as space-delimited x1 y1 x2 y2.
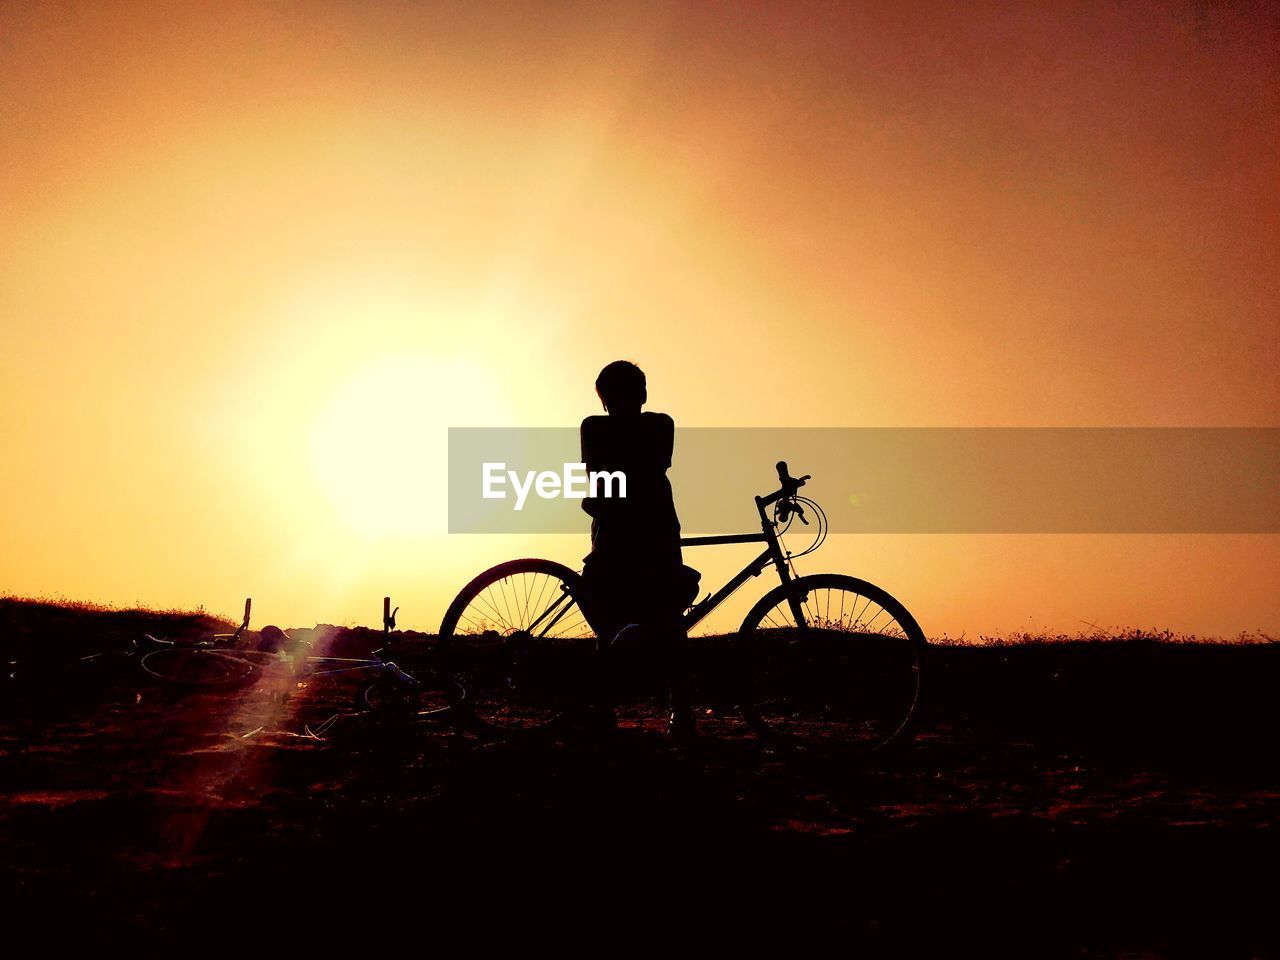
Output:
309 354 508 538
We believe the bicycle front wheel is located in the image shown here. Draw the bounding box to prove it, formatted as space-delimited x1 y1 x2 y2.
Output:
141 648 259 687
738 574 926 753
439 559 596 732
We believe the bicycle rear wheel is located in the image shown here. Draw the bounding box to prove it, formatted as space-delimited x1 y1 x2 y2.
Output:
738 574 926 753
141 648 259 687
439 559 596 732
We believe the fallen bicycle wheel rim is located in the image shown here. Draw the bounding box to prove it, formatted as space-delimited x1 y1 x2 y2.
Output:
738 574 926 753
439 558 596 731
141 648 259 687
361 672 463 718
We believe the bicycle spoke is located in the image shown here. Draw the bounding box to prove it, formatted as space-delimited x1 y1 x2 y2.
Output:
441 561 599 731
741 578 924 752
518 573 533 627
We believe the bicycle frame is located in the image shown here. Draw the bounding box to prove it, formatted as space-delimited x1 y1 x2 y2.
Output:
293 655 412 684
516 462 813 640
679 488 804 632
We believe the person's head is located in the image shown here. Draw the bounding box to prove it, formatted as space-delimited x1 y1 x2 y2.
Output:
595 360 646 414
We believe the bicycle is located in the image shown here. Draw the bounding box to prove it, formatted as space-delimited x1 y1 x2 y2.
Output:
4 599 258 698
439 461 927 751
136 598 460 720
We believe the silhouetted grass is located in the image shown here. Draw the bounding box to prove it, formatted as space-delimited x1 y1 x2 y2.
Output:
1 594 236 665
931 626 1276 645
5 595 1275 650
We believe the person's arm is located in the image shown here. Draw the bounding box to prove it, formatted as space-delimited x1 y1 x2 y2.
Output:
655 413 674 470
580 417 604 518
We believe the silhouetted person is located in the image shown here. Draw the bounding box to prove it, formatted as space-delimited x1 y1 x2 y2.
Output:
580 360 695 738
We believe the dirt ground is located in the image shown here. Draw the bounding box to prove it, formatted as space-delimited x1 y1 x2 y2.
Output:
1 602 1277 955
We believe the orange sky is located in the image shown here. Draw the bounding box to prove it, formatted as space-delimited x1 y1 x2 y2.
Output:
2 1 1277 636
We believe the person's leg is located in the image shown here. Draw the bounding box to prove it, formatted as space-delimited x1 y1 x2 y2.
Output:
663 618 695 738
588 556 650 721
580 616 622 730
577 564 622 728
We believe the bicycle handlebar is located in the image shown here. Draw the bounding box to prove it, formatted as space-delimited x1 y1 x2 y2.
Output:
776 461 809 496
212 598 252 644
757 461 812 509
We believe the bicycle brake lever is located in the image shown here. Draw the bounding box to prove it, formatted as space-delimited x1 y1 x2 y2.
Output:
793 502 809 525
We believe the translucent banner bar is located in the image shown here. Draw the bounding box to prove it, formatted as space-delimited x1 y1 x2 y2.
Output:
448 428 1280 534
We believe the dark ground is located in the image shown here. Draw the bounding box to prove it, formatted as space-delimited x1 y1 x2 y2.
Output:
1 599 1277 956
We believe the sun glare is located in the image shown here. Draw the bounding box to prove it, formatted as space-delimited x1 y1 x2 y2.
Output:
308 354 508 538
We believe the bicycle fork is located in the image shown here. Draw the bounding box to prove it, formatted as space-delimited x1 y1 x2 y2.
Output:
756 494 810 630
